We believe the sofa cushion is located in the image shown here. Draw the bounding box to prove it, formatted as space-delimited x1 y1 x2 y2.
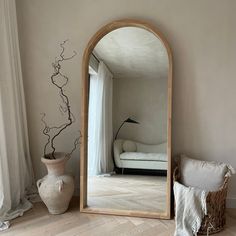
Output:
123 140 137 152
120 152 167 162
180 155 228 191
136 142 167 153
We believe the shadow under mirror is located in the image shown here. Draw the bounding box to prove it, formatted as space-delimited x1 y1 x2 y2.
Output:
86 25 169 215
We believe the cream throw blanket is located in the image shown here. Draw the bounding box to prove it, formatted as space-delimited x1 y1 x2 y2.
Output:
174 181 207 236
0 221 10 231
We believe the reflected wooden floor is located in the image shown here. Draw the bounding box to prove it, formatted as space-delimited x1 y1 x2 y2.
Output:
88 174 167 212
1 198 236 236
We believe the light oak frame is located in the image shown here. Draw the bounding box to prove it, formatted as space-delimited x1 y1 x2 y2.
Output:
80 19 173 219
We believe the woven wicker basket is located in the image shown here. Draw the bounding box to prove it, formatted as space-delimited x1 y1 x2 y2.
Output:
173 166 229 235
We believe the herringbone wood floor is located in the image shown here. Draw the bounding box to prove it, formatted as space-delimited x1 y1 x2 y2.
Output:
1 197 236 236
88 175 167 212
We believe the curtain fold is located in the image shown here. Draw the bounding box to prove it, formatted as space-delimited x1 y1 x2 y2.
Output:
88 62 114 176
0 0 34 224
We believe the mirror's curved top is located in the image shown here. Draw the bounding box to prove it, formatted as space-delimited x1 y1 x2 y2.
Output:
94 27 168 80
80 19 172 219
83 19 172 71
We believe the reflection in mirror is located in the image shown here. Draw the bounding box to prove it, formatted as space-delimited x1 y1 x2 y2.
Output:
87 27 169 214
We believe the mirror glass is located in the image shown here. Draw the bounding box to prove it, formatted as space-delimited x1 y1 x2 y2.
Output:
87 26 169 214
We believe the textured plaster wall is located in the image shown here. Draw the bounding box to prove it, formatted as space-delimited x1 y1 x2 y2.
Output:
16 0 236 205
113 77 167 145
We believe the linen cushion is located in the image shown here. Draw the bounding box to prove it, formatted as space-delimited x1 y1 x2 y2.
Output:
180 155 228 191
123 140 137 152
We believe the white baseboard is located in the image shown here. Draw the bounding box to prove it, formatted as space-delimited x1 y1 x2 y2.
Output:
226 197 236 208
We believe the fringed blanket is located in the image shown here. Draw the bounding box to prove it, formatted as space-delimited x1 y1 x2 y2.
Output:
174 181 207 236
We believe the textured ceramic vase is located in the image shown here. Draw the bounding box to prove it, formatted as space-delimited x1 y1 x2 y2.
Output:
37 152 74 214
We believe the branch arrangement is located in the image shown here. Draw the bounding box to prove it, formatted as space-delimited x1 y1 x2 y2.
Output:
41 40 81 159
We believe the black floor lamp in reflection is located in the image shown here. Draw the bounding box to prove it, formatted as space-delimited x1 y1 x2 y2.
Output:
113 117 139 172
114 117 139 140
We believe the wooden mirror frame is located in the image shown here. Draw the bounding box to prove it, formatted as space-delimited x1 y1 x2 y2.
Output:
80 19 172 219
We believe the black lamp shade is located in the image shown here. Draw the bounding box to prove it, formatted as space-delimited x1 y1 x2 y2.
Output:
124 118 139 124
114 117 139 140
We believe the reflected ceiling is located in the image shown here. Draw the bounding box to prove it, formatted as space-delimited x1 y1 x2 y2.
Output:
94 27 168 80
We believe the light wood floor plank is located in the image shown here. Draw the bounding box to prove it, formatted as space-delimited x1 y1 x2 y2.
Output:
1 197 235 236
88 175 167 212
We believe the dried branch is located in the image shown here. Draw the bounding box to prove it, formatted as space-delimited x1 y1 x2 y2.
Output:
41 113 51 157
69 131 82 156
41 40 80 159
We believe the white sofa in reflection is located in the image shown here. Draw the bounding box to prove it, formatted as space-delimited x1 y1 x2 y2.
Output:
113 139 168 172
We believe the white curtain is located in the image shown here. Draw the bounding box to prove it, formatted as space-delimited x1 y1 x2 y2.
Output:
88 62 114 176
0 0 34 226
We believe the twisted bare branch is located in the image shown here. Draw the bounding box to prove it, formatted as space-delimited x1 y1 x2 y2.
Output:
41 113 51 157
69 131 82 156
41 40 81 159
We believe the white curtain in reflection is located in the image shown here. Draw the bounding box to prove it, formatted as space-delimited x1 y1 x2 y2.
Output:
0 0 34 226
88 62 114 176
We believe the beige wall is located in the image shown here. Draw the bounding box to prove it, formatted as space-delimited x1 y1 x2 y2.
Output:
16 0 236 205
113 77 167 144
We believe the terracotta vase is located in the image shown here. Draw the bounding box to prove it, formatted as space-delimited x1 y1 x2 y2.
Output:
37 152 74 214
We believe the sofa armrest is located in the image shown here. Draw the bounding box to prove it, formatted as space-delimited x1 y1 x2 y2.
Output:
113 139 124 168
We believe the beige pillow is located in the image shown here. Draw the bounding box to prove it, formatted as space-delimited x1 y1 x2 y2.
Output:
123 140 137 152
180 155 228 191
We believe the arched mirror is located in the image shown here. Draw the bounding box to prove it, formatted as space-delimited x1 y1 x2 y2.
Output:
80 19 172 219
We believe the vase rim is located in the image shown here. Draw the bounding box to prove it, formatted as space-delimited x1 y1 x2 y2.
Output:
41 152 70 164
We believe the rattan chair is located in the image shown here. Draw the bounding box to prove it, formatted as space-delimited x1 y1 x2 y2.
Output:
173 166 229 235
